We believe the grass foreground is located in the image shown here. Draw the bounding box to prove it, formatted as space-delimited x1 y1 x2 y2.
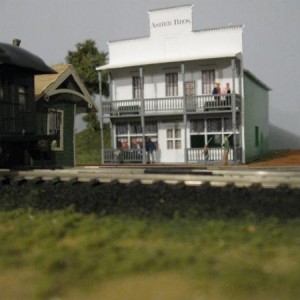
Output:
0 208 299 300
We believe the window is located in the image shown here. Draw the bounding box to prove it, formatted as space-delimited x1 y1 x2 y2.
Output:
189 118 237 149
116 122 128 135
18 86 29 111
207 118 222 132
0 80 4 100
166 73 178 96
132 76 142 99
190 120 205 133
48 109 63 151
255 126 259 147
130 122 142 134
224 118 233 131
202 70 215 94
207 134 222 148
145 122 157 134
167 128 181 149
117 137 128 149
184 81 195 96
115 121 158 149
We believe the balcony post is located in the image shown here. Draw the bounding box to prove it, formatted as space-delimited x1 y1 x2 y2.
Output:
139 67 146 164
181 63 188 163
97 71 105 164
108 72 114 149
231 58 237 163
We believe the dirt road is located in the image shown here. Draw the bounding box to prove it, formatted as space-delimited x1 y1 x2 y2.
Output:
248 150 300 167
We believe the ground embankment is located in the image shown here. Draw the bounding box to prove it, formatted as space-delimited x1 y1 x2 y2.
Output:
1 180 299 220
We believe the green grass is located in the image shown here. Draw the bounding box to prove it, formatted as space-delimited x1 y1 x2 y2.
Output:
75 124 110 165
0 208 299 300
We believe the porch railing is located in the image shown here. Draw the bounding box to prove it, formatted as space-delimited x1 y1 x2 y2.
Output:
102 94 241 117
104 148 144 163
103 147 238 164
187 148 233 162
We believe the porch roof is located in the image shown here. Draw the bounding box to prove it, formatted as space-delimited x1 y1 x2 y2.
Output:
96 52 240 71
35 64 97 111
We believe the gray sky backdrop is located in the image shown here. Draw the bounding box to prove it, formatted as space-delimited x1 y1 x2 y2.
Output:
1 0 299 149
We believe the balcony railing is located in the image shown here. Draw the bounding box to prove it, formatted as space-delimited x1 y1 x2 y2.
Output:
102 94 241 117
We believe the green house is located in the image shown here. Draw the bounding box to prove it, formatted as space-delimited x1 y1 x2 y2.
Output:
35 64 96 167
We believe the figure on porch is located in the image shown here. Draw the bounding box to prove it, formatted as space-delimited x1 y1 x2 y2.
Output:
222 135 230 165
146 137 156 164
202 144 209 163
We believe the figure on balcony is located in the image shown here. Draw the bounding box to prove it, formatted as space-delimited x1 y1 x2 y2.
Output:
224 82 231 105
212 82 221 105
146 137 156 164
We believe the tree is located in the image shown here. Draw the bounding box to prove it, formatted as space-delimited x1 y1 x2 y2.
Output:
66 39 108 130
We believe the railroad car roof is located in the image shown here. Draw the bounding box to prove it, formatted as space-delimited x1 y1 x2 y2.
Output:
0 42 56 74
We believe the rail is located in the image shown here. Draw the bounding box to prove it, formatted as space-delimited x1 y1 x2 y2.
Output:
102 94 241 117
1 167 300 189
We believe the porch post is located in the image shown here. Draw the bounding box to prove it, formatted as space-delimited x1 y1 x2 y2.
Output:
98 71 104 164
139 67 146 164
181 63 188 163
231 58 237 163
108 72 114 149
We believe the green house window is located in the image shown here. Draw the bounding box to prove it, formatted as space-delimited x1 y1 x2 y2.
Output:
255 126 259 147
48 109 64 151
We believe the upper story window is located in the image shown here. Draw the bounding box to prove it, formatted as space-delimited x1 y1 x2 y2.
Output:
202 70 215 95
184 81 195 96
132 76 142 99
166 73 178 97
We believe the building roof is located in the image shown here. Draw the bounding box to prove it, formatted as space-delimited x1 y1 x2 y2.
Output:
35 64 97 111
244 69 272 91
0 42 56 74
97 52 240 71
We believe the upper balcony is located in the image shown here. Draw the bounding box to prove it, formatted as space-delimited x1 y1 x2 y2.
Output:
102 94 241 117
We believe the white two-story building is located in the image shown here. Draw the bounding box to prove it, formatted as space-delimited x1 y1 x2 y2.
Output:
96 4 270 164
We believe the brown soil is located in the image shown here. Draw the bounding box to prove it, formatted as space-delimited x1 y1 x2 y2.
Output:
248 150 300 167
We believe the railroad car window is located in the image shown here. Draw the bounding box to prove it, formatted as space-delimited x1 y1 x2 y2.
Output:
0 80 3 100
18 86 29 111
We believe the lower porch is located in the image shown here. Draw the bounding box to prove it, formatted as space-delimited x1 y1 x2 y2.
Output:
103 147 236 165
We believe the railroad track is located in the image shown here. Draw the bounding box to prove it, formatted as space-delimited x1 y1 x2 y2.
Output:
1 166 300 189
